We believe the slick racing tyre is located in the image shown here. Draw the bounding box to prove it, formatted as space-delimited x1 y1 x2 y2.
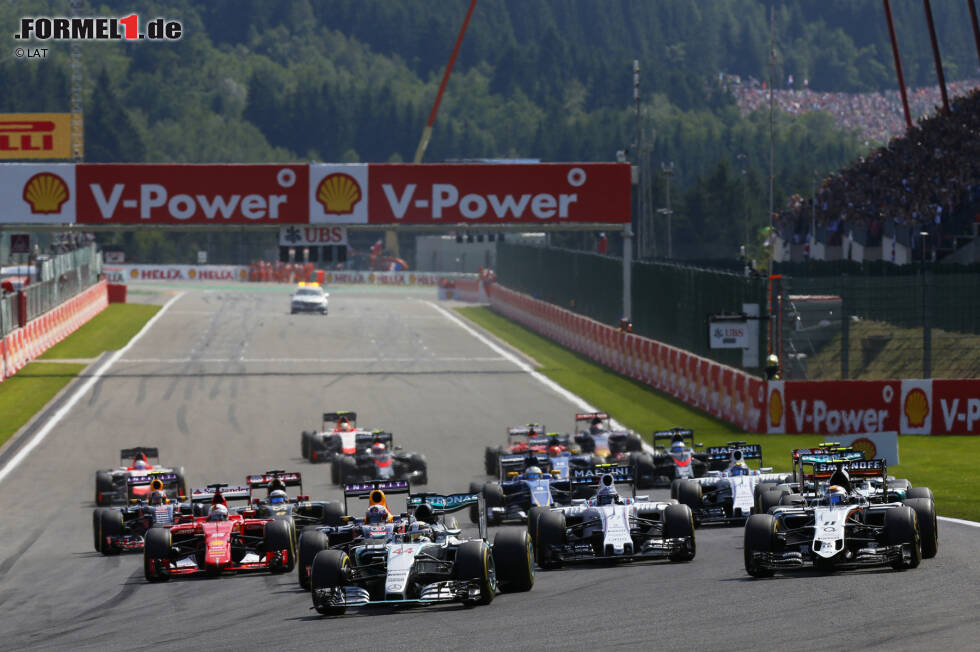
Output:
95 470 113 506
527 506 549 544
674 480 702 512
468 481 485 524
625 433 644 452
456 540 496 606
493 529 534 593
92 508 105 552
322 501 345 527
337 456 358 484
301 431 313 459
99 509 123 556
903 497 938 559
265 519 295 572
663 503 696 562
632 453 656 489
885 505 921 570
536 511 566 569
311 550 350 616
484 447 500 476
482 483 505 526
756 485 785 514
744 514 776 578
298 529 329 589
906 486 934 501
144 527 172 582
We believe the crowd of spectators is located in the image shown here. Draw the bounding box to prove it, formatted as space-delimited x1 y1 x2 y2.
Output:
727 74 980 144
757 83 980 260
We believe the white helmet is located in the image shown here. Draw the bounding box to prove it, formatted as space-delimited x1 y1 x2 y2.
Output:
209 504 229 521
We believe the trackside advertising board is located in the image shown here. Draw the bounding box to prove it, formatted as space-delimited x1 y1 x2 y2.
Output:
103 265 248 282
0 163 631 226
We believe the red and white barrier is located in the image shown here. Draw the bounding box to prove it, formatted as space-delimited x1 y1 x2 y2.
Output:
487 284 766 432
0 281 108 381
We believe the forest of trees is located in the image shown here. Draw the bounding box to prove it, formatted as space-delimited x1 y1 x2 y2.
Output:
1 0 978 262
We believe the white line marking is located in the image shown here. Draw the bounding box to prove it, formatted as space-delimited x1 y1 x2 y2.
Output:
938 516 980 528
0 292 185 485
117 356 507 364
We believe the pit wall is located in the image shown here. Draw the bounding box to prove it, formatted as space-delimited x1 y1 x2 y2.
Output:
0 280 108 381
487 284 980 436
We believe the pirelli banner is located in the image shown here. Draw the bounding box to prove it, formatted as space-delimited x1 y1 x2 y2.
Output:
0 114 74 160
0 162 630 226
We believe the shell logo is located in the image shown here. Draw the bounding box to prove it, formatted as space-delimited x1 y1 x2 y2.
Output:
326 272 333 283
239 269 247 279
769 388 783 427
188 269 197 279
904 388 929 427
850 437 877 459
22 172 69 214
316 173 362 215
130 269 139 279
368 273 375 283
409 273 416 284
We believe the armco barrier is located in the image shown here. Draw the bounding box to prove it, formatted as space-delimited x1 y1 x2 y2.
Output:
0 281 108 381
487 283 766 432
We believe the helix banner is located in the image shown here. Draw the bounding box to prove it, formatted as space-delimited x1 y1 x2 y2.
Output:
0 281 108 381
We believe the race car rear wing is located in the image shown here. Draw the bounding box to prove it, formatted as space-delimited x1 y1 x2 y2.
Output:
652 429 699 452
569 464 635 496
706 443 762 463
498 452 549 480
507 423 546 440
409 492 487 539
246 471 303 499
322 411 357 429
575 412 610 430
343 480 410 515
190 484 251 503
119 447 160 465
795 459 887 495
128 472 177 486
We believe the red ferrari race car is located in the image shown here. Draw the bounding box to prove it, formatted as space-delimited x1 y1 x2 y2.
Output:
143 484 294 581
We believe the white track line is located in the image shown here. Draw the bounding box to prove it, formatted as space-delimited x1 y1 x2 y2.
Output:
118 356 507 364
429 300 980 526
0 292 185 485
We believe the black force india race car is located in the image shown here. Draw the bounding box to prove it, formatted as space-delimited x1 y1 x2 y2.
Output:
94 447 186 506
529 464 696 568
743 459 934 577
143 484 295 581
306 481 533 614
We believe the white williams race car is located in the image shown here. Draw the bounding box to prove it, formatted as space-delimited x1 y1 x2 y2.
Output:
290 282 328 314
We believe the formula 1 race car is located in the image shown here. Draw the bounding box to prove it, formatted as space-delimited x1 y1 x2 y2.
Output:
306 481 534 614
290 282 329 314
628 428 709 488
483 423 557 474
744 460 927 577
572 413 645 461
301 411 361 467
530 464 696 568
239 470 346 530
670 443 792 526
469 452 575 526
94 447 186 506
142 484 295 581
92 478 193 554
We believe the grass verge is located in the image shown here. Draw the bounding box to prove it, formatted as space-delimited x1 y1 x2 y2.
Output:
1 303 159 449
0 363 85 448
39 304 160 360
456 305 980 522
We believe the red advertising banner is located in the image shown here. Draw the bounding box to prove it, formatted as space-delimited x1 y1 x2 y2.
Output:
929 379 980 434
772 380 900 435
76 164 309 225
366 163 630 224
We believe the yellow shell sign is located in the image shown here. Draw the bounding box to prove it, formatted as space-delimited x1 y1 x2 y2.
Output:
903 388 929 428
22 172 69 213
316 173 362 214
769 388 783 428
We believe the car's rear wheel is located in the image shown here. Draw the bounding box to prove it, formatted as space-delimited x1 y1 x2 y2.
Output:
632 453 655 489
483 483 505 525
675 480 702 513
322 501 345 527
298 529 329 589
311 549 349 615
99 509 123 556
526 506 549 543
301 431 313 459
264 519 294 572
484 446 499 476
663 504 696 562
756 485 785 514
92 508 105 552
885 505 921 570
95 470 113 506
468 481 485 524
903 497 938 559
906 486 934 501
456 540 496 606
144 527 172 582
744 513 776 578
493 529 534 593
337 456 358 483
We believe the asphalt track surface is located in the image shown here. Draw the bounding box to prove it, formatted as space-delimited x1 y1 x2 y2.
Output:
1 285 978 651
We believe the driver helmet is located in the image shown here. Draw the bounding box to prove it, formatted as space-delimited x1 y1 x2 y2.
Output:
730 461 749 476
670 440 687 454
548 445 562 457
595 476 618 506
209 504 229 521
338 419 353 432
365 504 391 524
371 442 387 456
133 458 149 470
827 485 847 506
524 465 543 480
268 489 288 505
148 490 167 506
